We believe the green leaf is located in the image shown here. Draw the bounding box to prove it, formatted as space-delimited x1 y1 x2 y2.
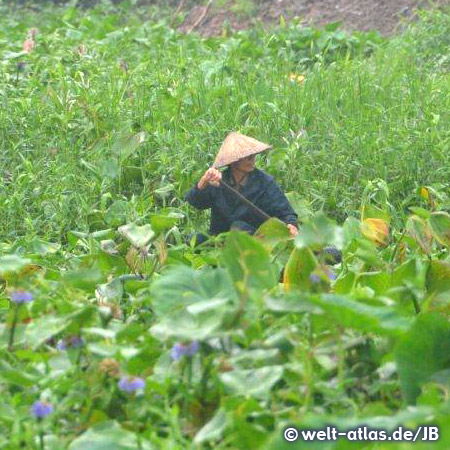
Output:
308 294 411 336
428 212 450 247
111 132 146 162
295 213 343 249
406 215 433 254
150 307 227 341
150 266 237 317
0 360 39 387
395 312 450 404
24 315 70 350
118 223 155 248
221 232 277 291
255 217 291 250
283 247 316 291
426 260 450 295
220 366 284 398
194 408 228 444
68 421 152 450
0 255 31 275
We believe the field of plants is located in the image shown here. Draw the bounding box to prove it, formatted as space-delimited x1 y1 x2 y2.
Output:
1 1 450 449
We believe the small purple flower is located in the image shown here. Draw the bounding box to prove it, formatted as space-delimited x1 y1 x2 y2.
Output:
10 290 34 304
118 376 146 393
56 336 84 351
30 401 53 419
309 274 321 284
171 341 199 361
328 271 337 281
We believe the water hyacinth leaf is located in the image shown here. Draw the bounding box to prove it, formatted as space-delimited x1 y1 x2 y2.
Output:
149 212 182 233
118 223 155 248
24 316 70 349
194 408 228 444
0 360 39 387
221 232 277 291
265 293 321 313
357 272 391 295
285 192 313 221
219 366 284 398
111 131 146 163
395 312 450 405
150 308 227 341
27 239 60 255
406 215 433 254
96 278 123 302
105 201 131 227
428 212 450 248
0 255 31 275
68 420 152 450
295 213 343 249
425 260 450 295
361 218 389 245
150 266 237 317
342 216 362 249
254 217 291 250
62 266 104 291
308 294 411 336
332 271 356 294
283 247 316 291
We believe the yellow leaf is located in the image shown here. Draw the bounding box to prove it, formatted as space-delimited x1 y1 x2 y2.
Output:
420 187 429 200
361 218 389 245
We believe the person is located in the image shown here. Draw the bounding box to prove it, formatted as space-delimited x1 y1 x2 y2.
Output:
185 132 299 244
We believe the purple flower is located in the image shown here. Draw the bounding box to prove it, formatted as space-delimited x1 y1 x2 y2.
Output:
171 341 199 361
118 376 145 393
309 274 320 284
10 290 34 304
30 401 53 419
328 271 337 281
56 336 84 351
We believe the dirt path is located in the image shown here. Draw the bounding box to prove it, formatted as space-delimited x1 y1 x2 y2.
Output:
178 0 450 36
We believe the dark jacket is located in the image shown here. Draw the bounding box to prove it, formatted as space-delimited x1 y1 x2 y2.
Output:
185 167 298 235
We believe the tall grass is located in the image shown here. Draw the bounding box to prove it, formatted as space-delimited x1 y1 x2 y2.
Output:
0 2 449 241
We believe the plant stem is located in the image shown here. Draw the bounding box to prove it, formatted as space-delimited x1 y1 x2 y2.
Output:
8 305 20 351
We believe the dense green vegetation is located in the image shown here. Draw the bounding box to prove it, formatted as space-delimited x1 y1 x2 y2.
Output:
1 2 450 449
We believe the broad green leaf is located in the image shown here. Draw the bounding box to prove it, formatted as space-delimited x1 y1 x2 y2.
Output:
111 132 146 162
24 315 69 349
118 223 155 248
27 239 60 255
194 408 228 444
429 212 450 248
426 260 450 295
395 312 450 404
283 247 316 291
150 308 227 341
0 255 31 276
105 201 130 227
308 294 411 336
255 217 291 250
342 216 362 250
62 266 104 291
68 421 152 450
295 213 342 249
220 366 284 398
221 232 277 291
357 272 390 295
150 266 237 317
406 215 433 254
0 360 39 387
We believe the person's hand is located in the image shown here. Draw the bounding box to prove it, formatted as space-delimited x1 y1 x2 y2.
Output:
287 224 299 237
198 167 222 190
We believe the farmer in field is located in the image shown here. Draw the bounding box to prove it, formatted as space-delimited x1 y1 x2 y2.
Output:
185 132 299 244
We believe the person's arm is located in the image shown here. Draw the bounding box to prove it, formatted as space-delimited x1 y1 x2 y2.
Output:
260 181 299 232
184 168 222 210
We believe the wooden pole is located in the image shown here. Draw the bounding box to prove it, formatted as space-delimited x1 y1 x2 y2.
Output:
219 179 271 222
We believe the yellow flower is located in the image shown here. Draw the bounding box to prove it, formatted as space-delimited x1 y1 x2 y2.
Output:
289 73 305 85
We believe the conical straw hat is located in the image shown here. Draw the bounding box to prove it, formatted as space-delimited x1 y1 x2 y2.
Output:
213 132 272 168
